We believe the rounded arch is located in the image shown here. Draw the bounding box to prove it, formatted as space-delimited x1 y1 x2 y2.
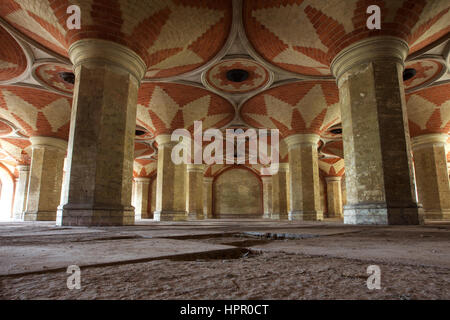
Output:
212 165 263 219
0 163 15 220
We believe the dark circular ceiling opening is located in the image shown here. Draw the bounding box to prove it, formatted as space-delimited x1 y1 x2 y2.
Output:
59 72 75 85
135 130 146 136
403 68 416 81
226 69 249 82
330 128 342 135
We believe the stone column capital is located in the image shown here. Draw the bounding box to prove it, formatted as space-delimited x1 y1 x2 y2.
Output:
325 176 342 183
411 133 448 150
284 134 320 150
331 36 409 85
134 177 151 183
30 136 68 151
69 39 147 84
187 164 205 172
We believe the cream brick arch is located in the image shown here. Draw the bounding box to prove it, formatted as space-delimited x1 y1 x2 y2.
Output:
241 81 340 138
319 158 345 177
0 137 31 167
0 25 27 82
243 0 450 76
0 86 71 140
133 159 157 178
137 83 235 136
0 0 233 78
406 83 450 137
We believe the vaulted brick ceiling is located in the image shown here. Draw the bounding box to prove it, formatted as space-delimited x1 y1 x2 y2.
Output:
134 158 157 178
404 59 444 91
0 86 72 139
240 81 341 137
321 140 344 158
0 26 27 81
0 0 232 78
319 158 345 177
137 83 235 137
244 0 449 76
406 83 450 137
0 137 31 167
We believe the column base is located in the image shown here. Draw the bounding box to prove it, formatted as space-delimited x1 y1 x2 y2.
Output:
154 210 187 221
24 211 57 221
344 204 423 225
13 212 24 220
58 204 135 226
422 209 450 221
187 211 204 221
326 213 343 219
270 213 288 220
263 213 271 219
289 210 323 221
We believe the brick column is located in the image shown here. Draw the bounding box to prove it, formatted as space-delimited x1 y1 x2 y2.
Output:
59 40 146 226
134 177 151 220
154 134 187 221
24 137 66 221
331 37 421 225
12 165 29 220
186 164 204 220
261 176 272 219
203 177 213 219
325 176 343 218
271 163 288 220
412 134 450 220
285 134 322 221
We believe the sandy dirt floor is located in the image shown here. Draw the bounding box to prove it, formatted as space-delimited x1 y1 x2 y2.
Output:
0 220 449 300
1 251 449 300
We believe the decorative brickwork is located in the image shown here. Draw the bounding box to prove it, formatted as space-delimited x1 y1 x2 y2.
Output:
241 81 340 137
0 0 232 78
244 0 449 75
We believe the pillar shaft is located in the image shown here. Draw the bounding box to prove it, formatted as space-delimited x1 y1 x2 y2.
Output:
412 134 450 220
271 164 288 220
60 40 146 226
186 164 204 220
12 165 29 220
24 137 66 221
134 177 151 219
203 177 213 219
325 176 343 218
154 135 187 221
261 176 272 218
331 37 420 225
285 134 322 221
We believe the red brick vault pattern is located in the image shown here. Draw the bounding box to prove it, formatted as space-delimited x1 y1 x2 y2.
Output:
241 81 340 138
406 83 450 137
244 0 450 76
205 59 270 94
321 140 344 158
137 83 235 137
319 157 345 177
0 26 27 81
34 64 74 94
133 158 157 178
0 137 31 168
0 86 72 139
0 0 232 78
404 59 444 91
